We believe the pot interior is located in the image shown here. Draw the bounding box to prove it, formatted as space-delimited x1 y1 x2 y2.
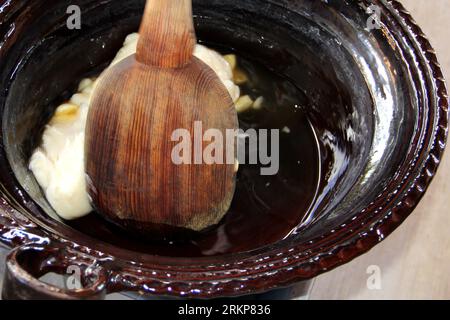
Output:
0 0 417 258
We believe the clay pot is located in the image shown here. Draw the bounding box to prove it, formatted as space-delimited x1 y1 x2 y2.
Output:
0 0 447 299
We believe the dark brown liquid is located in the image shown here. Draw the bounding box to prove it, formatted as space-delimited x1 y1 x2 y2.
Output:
67 54 320 257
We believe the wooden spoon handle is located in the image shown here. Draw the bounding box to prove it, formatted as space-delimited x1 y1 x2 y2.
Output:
136 0 196 68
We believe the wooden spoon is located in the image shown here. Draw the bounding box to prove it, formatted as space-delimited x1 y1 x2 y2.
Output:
85 0 238 237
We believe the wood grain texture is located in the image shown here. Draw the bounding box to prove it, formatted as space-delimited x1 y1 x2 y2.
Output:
137 0 196 68
85 0 238 235
309 0 450 300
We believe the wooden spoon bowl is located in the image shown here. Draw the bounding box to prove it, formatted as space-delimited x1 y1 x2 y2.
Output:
85 0 238 236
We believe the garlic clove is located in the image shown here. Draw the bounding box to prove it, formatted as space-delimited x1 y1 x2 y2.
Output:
253 96 264 110
235 95 254 113
50 103 80 124
223 54 237 70
233 68 248 85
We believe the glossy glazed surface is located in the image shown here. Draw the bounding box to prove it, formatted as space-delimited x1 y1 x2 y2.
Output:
0 0 447 298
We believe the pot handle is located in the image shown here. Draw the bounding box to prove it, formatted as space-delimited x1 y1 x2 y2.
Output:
1 244 107 300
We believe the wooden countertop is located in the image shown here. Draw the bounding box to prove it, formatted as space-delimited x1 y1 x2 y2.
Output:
309 0 450 300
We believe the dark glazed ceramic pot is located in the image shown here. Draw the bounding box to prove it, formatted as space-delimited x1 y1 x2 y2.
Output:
0 0 448 299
